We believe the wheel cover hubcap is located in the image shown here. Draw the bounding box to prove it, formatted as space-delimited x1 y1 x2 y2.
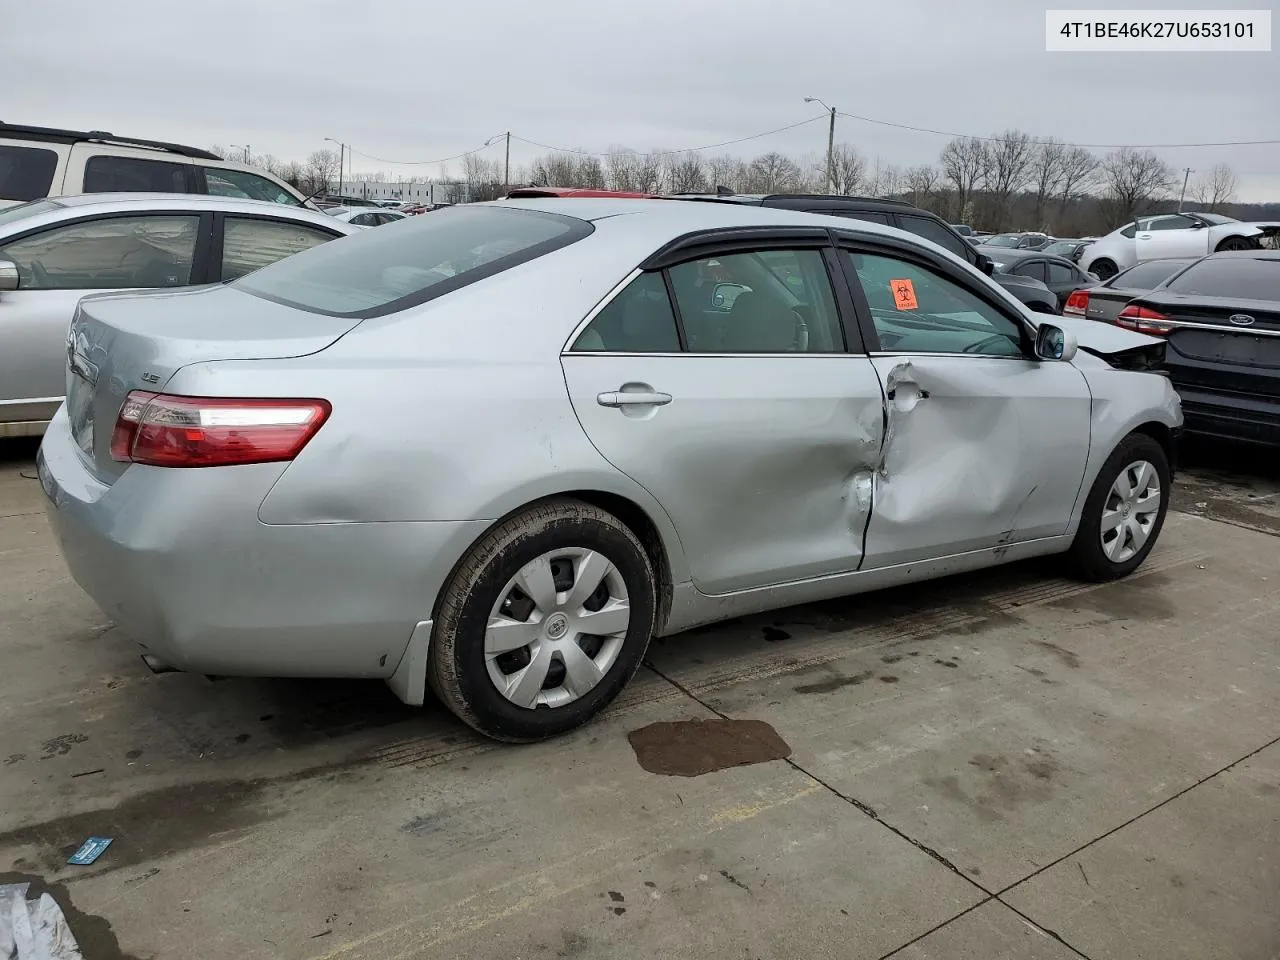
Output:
1100 459 1161 564
485 548 631 710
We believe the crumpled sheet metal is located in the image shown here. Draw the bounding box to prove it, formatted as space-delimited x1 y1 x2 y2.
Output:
0 885 83 960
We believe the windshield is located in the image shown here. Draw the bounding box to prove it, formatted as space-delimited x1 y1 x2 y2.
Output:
237 205 592 318
983 235 1021 247
1164 257 1280 300
0 198 63 229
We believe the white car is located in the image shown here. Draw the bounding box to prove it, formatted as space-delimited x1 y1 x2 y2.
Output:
0 193 359 436
1080 212 1280 280
326 207 409 228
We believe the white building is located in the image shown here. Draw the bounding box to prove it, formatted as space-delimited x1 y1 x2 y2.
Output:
336 180 468 204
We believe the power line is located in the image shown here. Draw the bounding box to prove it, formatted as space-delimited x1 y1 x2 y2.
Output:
345 143 494 165
509 115 829 158
834 110 1280 149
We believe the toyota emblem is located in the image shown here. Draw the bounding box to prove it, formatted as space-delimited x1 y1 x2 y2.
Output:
1228 314 1256 326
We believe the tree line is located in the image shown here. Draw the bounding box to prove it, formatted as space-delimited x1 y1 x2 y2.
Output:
212 133 1273 236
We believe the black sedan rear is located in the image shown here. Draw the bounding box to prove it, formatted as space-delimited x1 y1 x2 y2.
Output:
979 247 1095 312
1118 251 1280 444
1062 258 1198 324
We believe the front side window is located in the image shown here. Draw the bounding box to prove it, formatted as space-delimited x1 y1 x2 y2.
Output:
1140 215 1196 232
236 205 591 318
0 145 58 201
847 251 1025 357
220 217 338 282
897 215 969 259
83 155 188 193
572 271 680 353
668 249 844 353
0 214 200 289
204 167 299 205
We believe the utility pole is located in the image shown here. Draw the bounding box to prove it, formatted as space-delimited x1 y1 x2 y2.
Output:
504 131 511 193
804 97 837 194
324 138 347 196
244 144 251 164
1178 166 1194 212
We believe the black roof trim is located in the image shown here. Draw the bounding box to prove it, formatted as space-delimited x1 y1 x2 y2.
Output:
639 226 832 270
758 193 912 207
0 122 222 161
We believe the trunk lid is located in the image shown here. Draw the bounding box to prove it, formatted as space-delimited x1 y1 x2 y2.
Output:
66 284 361 482
1147 294 1280 399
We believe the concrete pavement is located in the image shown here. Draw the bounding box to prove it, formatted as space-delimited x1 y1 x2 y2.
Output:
0 438 1276 959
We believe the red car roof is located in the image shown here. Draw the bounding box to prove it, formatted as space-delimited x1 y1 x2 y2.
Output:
504 187 657 199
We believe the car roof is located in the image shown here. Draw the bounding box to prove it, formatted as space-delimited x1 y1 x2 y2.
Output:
979 247 1081 267
0 121 221 160
505 187 658 199
1205 248 1280 261
0 193 358 233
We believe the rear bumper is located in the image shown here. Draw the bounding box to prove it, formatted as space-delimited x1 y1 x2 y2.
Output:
1174 384 1280 445
38 409 488 680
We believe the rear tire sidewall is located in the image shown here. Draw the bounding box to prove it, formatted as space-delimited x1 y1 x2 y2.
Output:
1068 434 1171 582
1215 236 1256 253
430 502 656 742
1091 258 1118 281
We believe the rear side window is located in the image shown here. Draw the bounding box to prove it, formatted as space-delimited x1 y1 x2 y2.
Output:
1119 223 1137 239
897 215 969 259
203 167 299 205
237 205 592 318
220 217 339 282
572 272 680 353
1047 262 1077 284
84 156 188 193
0 145 58 201
1111 259 1194 290
1164 258 1280 301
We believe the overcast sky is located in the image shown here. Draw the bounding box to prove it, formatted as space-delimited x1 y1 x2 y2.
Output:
4 0 1277 200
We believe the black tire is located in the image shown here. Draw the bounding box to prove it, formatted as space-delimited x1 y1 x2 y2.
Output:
1064 433 1171 583
1090 258 1118 281
427 498 657 742
1215 235 1258 253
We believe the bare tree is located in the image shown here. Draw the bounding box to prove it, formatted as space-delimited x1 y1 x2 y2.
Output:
705 154 748 193
902 165 940 207
1100 147 1176 222
206 144 230 160
463 154 505 201
1192 163 1239 212
277 161 304 189
1030 138 1067 229
939 136 988 222
632 152 664 194
605 149 640 192
1057 145 1100 215
745 152 801 193
304 149 340 194
665 152 706 193
864 157 901 197
829 143 867 195
980 130 1035 230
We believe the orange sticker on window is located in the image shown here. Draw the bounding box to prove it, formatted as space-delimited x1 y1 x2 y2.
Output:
890 279 918 311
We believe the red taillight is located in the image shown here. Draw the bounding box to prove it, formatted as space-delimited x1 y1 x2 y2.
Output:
1063 289 1089 316
110 392 331 468
1115 305 1174 336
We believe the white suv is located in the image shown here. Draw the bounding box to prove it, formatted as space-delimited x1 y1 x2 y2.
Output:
0 122 311 210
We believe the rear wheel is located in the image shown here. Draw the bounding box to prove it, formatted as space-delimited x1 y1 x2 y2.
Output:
1064 433 1170 582
1216 235 1258 253
1090 258 1119 281
428 499 657 742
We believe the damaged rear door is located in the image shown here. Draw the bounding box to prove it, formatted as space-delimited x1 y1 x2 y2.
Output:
837 242 1092 570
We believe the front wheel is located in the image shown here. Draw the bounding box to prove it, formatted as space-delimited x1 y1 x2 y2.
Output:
1064 433 1170 582
1089 258 1119 281
428 499 657 742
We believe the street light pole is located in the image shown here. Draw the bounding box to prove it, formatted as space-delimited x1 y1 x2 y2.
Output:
804 98 836 194
504 131 511 193
231 144 250 165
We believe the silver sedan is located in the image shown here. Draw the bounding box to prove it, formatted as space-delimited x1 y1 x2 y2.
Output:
37 199 1183 741
0 193 359 436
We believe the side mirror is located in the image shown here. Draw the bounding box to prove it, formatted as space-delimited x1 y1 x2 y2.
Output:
976 253 995 276
1035 322 1078 363
1188 221 1205 229
0 259 18 292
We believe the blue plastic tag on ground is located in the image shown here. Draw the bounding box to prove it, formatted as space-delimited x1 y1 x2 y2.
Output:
67 837 112 865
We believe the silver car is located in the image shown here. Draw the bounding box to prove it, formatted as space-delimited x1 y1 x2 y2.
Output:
37 199 1183 741
0 193 359 436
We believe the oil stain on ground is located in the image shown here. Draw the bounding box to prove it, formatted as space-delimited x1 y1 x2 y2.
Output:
627 718 791 777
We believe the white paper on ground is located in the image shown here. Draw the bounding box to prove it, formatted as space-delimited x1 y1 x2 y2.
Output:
0 885 83 960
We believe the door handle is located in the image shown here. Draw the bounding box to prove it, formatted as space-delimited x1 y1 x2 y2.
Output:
885 386 929 401
597 390 672 408
1137 234 1152 240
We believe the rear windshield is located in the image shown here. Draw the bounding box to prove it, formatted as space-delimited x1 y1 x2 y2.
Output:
0 145 58 201
237 205 592 318
1164 257 1280 301
1111 258 1196 290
